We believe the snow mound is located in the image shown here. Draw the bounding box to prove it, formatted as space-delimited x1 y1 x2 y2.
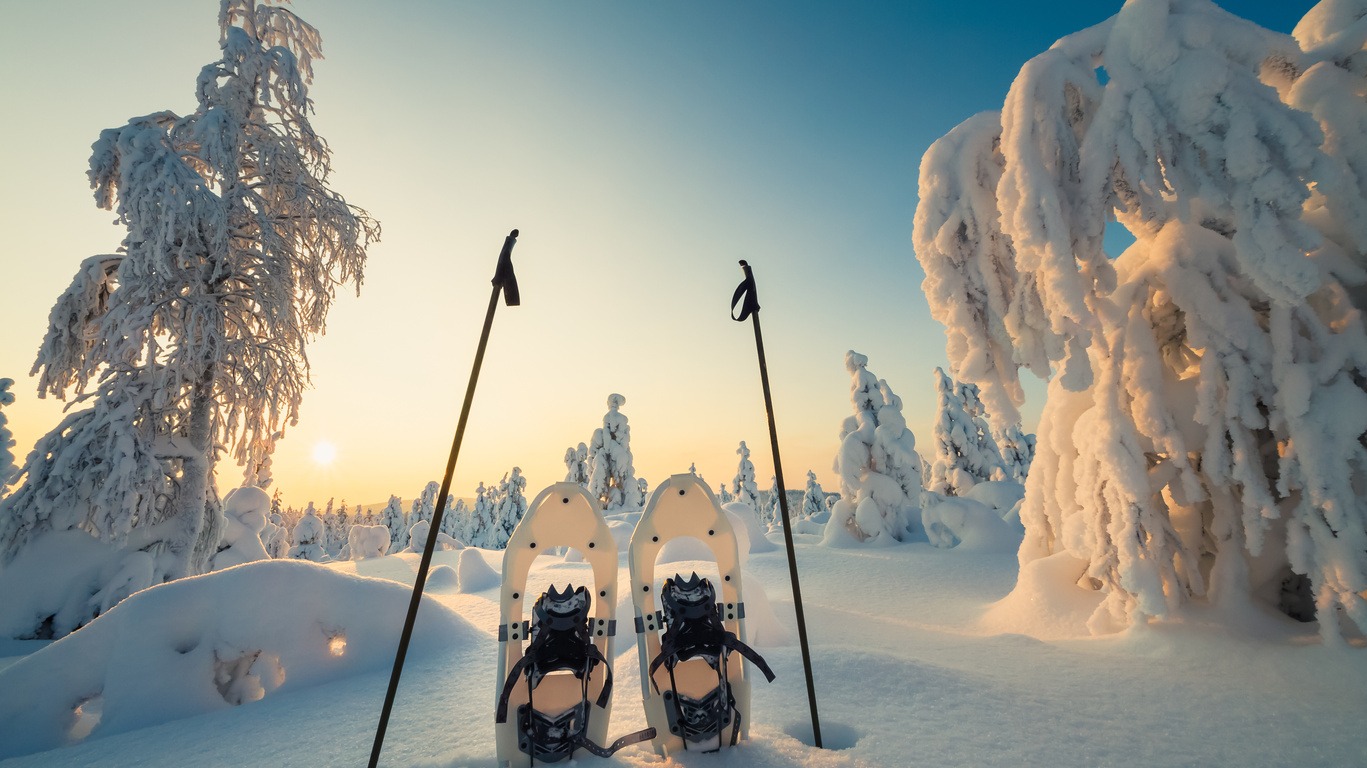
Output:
819 500 865 548
962 480 1025 515
739 574 792 649
980 552 1103 640
346 524 389 561
211 486 271 571
455 549 500 593
723 501 777 553
426 564 459 591
922 496 1022 553
0 559 475 760
657 535 715 564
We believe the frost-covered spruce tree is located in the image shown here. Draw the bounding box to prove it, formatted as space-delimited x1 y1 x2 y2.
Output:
287 502 328 562
588 394 644 513
494 468 528 549
760 476 780 528
410 481 439 528
731 441 761 511
321 498 337 551
333 500 349 552
929 368 1006 495
378 495 407 554
442 496 469 543
800 471 827 521
995 423 1037 484
717 483 734 504
913 0 1367 640
563 443 589 486
830 351 924 543
0 379 16 495
467 482 496 548
0 0 376 629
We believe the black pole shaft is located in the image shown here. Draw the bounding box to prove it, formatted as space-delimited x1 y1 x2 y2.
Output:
748 309 823 749
369 235 515 768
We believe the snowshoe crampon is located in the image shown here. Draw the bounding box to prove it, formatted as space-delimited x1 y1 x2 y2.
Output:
495 483 654 766
629 473 775 756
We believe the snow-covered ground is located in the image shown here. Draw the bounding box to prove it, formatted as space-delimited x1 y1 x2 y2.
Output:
1 533 1364 767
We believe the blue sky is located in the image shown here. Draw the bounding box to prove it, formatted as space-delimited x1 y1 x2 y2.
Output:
0 0 1316 508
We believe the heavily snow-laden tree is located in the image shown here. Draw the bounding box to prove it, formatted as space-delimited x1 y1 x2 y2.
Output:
995 423 1037 484
913 0 1367 640
0 0 376 634
830 351 925 543
262 512 289 559
467 482 496 548
760 476 780 528
929 368 1007 496
378 495 407 554
211 486 271 570
333 501 350 556
493 468 528 549
441 496 469 543
588 394 643 513
0 379 15 494
731 441 761 512
287 503 327 562
409 481 439 529
716 483 734 504
800 471 827 521
563 443 589 486
320 498 336 553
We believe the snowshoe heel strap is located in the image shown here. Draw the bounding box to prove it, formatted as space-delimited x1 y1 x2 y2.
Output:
496 650 536 722
572 726 658 758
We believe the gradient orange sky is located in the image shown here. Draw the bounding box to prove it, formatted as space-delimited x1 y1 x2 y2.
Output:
0 0 1310 510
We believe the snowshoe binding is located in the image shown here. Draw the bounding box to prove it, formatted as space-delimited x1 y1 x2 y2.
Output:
496 585 654 763
649 572 775 750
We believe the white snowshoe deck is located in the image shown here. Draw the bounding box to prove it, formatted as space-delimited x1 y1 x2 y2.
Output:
496 483 619 767
628 473 754 756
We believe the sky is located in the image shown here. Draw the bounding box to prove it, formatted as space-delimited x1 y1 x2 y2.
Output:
0 0 1315 511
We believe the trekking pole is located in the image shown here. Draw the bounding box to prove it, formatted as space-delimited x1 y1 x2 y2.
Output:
369 229 521 768
730 260 822 748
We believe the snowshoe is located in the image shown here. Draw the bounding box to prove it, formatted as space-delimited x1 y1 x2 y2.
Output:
495 483 654 766
628 473 775 756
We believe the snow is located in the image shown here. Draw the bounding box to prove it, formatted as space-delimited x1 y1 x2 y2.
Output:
1 538 1363 766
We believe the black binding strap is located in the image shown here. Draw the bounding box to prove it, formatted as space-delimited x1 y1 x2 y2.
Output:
647 631 776 691
730 260 759 321
572 726 658 758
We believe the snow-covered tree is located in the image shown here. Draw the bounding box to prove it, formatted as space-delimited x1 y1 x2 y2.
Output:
830 352 924 543
760 476 780 528
913 0 1367 640
442 496 469 543
409 481 439 531
563 443 589 486
0 379 16 494
0 0 376 636
995 423 1037 484
212 486 271 570
333 500 350 556
262 512 289 559
929 368 1006 496
493 468 528 549
287 503 328 562
800 471 827 521
689 462 697 475
588 394 643 513
467 482 496 548
321 498 337 553
717 483 734 504
731 441 761 511
378 495 407 554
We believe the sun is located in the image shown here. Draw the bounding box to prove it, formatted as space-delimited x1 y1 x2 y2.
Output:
312 440 338 466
